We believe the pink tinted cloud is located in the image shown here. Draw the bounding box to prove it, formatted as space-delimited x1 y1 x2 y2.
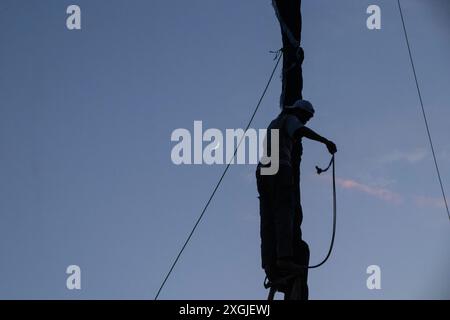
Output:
413 196 446 209
337 178 403 204
334 177 446 209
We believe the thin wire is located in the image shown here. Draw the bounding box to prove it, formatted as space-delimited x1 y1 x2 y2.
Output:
263 156 336 292
154 53 283 300
309 156 336 269
397 0 450 221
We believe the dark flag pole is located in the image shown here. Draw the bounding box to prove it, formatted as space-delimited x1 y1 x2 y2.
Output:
269 0 309 301
272 0 304 108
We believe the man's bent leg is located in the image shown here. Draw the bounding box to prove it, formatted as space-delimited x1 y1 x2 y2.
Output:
274 166 296 260
256 170 277 271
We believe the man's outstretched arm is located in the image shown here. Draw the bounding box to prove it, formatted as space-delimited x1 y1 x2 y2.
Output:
295 127 337 154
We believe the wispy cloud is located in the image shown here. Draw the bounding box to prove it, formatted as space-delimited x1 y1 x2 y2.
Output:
355 172 397 189
336 176 447 211
337 178 403 204
378 148 428 164
413 196 446 209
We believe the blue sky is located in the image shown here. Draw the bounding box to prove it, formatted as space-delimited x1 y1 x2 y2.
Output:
0 0 449 299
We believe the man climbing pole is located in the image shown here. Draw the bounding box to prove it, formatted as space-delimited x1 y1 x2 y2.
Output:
256 101 337 300
255 0 337 300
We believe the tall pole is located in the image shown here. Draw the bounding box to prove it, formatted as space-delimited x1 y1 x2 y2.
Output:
272 0 308 301
272 0 303 108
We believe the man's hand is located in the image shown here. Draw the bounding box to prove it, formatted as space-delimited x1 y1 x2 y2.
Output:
297 127 338 155
325 140 337 154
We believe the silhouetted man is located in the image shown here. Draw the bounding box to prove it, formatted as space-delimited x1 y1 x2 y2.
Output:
256 100 337 299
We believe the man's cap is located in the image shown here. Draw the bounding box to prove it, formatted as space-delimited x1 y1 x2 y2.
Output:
285 99 315 115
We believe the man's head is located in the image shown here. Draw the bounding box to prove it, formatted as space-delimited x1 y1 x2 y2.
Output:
285 99 315 124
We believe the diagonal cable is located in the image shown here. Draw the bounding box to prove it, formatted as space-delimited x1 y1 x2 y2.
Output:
154 53 283 300
397 0 450 221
